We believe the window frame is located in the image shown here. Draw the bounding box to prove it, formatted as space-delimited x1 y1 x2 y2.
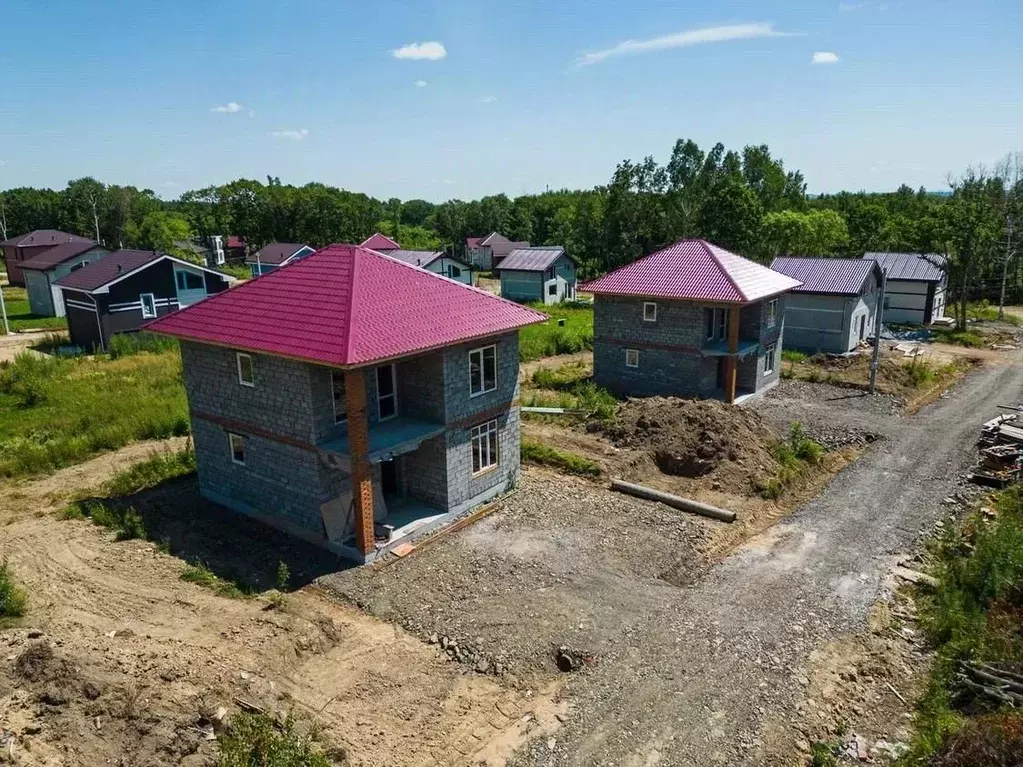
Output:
228 432 246 465
236 352 254 387
468 344 498 398
448 264 461 279
766 298 778 329
548 282 558 296
70 260 89 272
175 269 204 291
139 293 157 319
625 348 640 368
642 301 657 322
705 307 728 341
764 343 776 375
331 371 348 425
376 363 398 421
470 419 500 475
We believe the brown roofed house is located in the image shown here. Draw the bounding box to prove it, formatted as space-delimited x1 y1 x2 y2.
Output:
1 230 94 287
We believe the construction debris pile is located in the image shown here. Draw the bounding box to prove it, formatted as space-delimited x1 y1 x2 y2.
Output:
971 410 1023 487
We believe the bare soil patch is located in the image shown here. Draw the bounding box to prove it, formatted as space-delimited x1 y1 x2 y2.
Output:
0 443 564 766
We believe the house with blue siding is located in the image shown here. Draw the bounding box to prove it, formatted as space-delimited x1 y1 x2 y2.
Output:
495 247 577 304
20 240 111 317
770 257 882 354
147 245 545 563
384 249 473 285
245 242 315 276
583 240 801 404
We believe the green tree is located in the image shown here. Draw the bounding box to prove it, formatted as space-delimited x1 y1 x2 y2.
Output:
125 211 195 261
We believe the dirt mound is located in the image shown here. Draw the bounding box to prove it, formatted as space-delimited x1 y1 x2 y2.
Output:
14 642 74 685
599 397 782 484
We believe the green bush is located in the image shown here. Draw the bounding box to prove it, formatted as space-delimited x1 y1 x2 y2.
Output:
218 711 334 767
782 349 809 363
106 331 179 359
0 559 28 618
181 563 251 599
757 422 825 499
521 440 601 477
72 501 147 541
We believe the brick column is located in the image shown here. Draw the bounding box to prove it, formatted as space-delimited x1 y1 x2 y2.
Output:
345 370 375 555
724 305 740 404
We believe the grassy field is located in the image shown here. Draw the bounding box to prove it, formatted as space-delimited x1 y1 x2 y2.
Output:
519 302 594 362
0 348 189 477
1 284 68 333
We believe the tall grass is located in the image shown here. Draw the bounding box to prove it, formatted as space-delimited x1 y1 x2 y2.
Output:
106 331 179 359
0 349 189 477
967 300 1022 326
757 422 824 500
0 559 28 618
519 302 594 362
903 487 1023 764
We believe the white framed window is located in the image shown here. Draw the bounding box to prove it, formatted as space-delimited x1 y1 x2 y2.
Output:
764 344 776 375
548 282 558 296
331 371 347 424
470 419 499 475
643 302 657 322
236 353 254 387
376 364 397 421
625 349 639 368
469 345 498 397
766 299 778 329
705 307 728 341
140 293 157 319
228 433 246 465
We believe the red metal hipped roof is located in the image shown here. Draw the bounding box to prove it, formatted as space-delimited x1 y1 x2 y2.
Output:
581 239 801 303
146 245 547 368
359 232 400 252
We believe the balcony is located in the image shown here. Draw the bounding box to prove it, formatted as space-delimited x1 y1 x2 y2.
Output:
701 339 761 358
319 416 445 468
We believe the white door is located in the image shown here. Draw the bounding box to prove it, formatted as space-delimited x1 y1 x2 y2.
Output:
51 283 66 318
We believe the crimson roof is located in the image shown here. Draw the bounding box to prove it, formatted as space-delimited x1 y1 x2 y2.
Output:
863 252 946 282
20 241 103 271
245 242 312 265
466 237 483 248
227 236 246 249
770 257 878 295
581 239 802 303
0 229 92 248
359 233 400 252
496 247 566 272
146 245 546 368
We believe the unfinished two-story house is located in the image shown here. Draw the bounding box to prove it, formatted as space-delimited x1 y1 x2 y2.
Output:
148 244 545 562
583 239 802 403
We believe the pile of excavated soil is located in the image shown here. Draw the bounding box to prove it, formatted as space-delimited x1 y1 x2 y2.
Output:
598 397 783 489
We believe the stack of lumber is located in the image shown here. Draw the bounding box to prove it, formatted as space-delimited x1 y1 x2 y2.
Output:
972 413 1023 486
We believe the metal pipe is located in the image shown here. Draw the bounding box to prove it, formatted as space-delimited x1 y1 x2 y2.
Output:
610 479 736 523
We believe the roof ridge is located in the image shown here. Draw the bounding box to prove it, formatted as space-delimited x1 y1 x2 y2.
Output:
341 246 361 364
702 240 747 302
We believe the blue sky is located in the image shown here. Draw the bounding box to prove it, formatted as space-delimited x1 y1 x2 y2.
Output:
1 0 1020 201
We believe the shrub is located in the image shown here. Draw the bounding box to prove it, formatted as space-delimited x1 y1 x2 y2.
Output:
73 501 147 541
782 349 809 363
0 559 28 618
102 448 196 497
217 711 334 767
809 741 839 767
521 440 601 477
181 563 250 599
928 713 1023 767
932 328 986 348
757 422 825 499
106 331 178 359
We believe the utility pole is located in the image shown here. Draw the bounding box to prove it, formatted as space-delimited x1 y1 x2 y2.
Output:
869 269 887 395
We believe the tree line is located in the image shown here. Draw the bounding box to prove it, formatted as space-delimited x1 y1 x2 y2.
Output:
1 140 1020 324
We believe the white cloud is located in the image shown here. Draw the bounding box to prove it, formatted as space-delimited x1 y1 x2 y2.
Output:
210 101 242 113
812 51 840 64
573 22 794 67
271 128 309 141
480 95 498 104
415 80 428 87
391 41 447 60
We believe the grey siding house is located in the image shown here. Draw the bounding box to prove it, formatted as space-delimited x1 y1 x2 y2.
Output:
465 233 530 270
496 247 577 304
770 257 882 354
384 249 473 285
583 240 802 403
245 242 315 277
20 241 111 317
863 252 946 325
148 244 545 563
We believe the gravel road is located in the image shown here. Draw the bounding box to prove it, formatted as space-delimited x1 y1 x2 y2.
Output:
509 361 1023 766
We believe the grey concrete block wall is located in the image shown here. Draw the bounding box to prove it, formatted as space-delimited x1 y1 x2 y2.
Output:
403 433 449 508
594 341 718 398
442 332 520 423
445 408 520 513
594 295 707 349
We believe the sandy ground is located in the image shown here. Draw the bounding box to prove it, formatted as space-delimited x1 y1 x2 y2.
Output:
0 448 566 766
0 331 48 363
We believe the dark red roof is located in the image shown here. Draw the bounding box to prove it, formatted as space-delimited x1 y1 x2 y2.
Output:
54 250 162 291
245 242 312 266
466 237 483 248
582 239 801 304
0 229 92 248
146 245 546 368
359 233 400 252
20 241 103 271
227 236 246 249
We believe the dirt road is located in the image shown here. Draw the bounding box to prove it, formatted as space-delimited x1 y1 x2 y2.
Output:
505 360 1023 765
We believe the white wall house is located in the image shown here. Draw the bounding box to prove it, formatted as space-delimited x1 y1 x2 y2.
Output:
863 252 946 325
